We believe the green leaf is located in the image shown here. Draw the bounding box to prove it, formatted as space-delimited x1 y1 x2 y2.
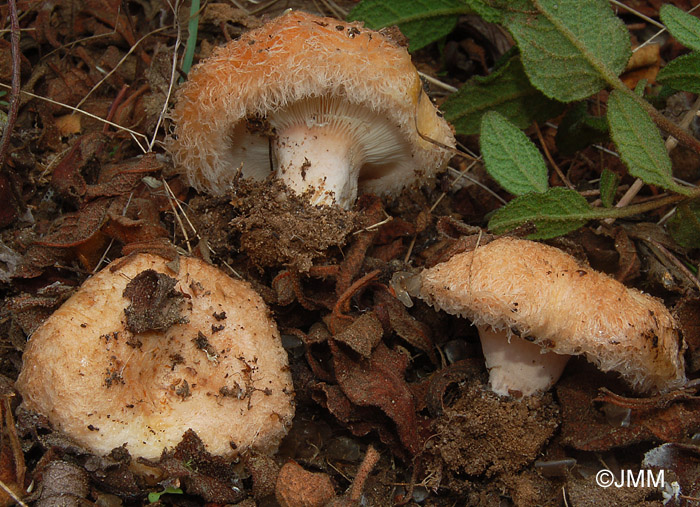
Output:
498 0 631 102
181 0 200 79
442 56 563 135
480 111 549 195
347 0 468 51
667 200 700 248
465 0 503 23
599 169 619 208
488 187 596 238
148 487 183 503
657 51 700 93
607 90 692 195
554 102 608 155
660 5 700 52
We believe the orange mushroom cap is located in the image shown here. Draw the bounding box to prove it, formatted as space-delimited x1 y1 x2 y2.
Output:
168 10 454 208
418 237 687 394
17 254 294 459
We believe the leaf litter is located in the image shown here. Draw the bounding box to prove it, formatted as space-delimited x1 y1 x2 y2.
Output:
0 0 699 505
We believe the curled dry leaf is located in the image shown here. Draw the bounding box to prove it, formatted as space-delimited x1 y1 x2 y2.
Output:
333 311 383 358
330 341 421 454
18 153 169 276
557 369 700 451
35 460 89 505
147 430 246 504
374 290 436 363
84 153 162 200
50 133 107 203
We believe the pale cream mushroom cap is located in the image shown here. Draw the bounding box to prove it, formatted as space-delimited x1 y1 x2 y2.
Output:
16 254 294 460
418 237 686 394
167 10 455 208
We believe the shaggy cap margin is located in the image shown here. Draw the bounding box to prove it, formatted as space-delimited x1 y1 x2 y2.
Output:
167 10 454 199
419 237 687 393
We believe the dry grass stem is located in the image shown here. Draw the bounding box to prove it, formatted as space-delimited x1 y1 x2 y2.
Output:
75 26 169 111
148 1 183 152
534 121 573 189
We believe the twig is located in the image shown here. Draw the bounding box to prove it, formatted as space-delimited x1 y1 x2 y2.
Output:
0 0 24 209
533 121 573 188
249 0 284 17
148 1 184 152
609 0 664 30
320 0 348 18
429 158 484 213
447 167 508 205
605 94 700 224
418 71 458 93
613 1 696 53
665 94 700 152
0 84 149 148
352 214 392 235
648 238 700 292
637 92 700 154
161 179 201 244
403 234 417 264
0 479 27 507
162 178 192 254
331 269 381 327
219 259 242 279
74 26 169 111
348 446 381 502
103 84 129 133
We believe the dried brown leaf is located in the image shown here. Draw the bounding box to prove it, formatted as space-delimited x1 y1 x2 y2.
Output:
331 341 421 454
333 312 383 358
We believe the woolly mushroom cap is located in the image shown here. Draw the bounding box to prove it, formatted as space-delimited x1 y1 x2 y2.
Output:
418 237 686 394
167 10 455 208
16 254 294 460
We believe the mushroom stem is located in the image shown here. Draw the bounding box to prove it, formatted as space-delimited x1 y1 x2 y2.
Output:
477 325 571 397
273 123 362 208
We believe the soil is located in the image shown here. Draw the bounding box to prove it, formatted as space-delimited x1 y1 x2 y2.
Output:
0 0 699 506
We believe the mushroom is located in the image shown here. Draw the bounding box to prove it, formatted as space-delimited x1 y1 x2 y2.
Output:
167 10 455 209
415 237 686 397
16 254 294 459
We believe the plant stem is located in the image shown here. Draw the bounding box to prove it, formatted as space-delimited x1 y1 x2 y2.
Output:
608 80 700 155
0 0 25 213
595 192 695 220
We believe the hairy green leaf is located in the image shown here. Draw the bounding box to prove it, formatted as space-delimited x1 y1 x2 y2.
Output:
465 0 503 23
554 102 608 155
442 56 563 135
488 187 596 238
667 200 700 248
497 0 631 102
660 5 700 52
348 0 468 51
480 112 549 195
607 90 692 195
599 169 619 208
657 51 700 93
